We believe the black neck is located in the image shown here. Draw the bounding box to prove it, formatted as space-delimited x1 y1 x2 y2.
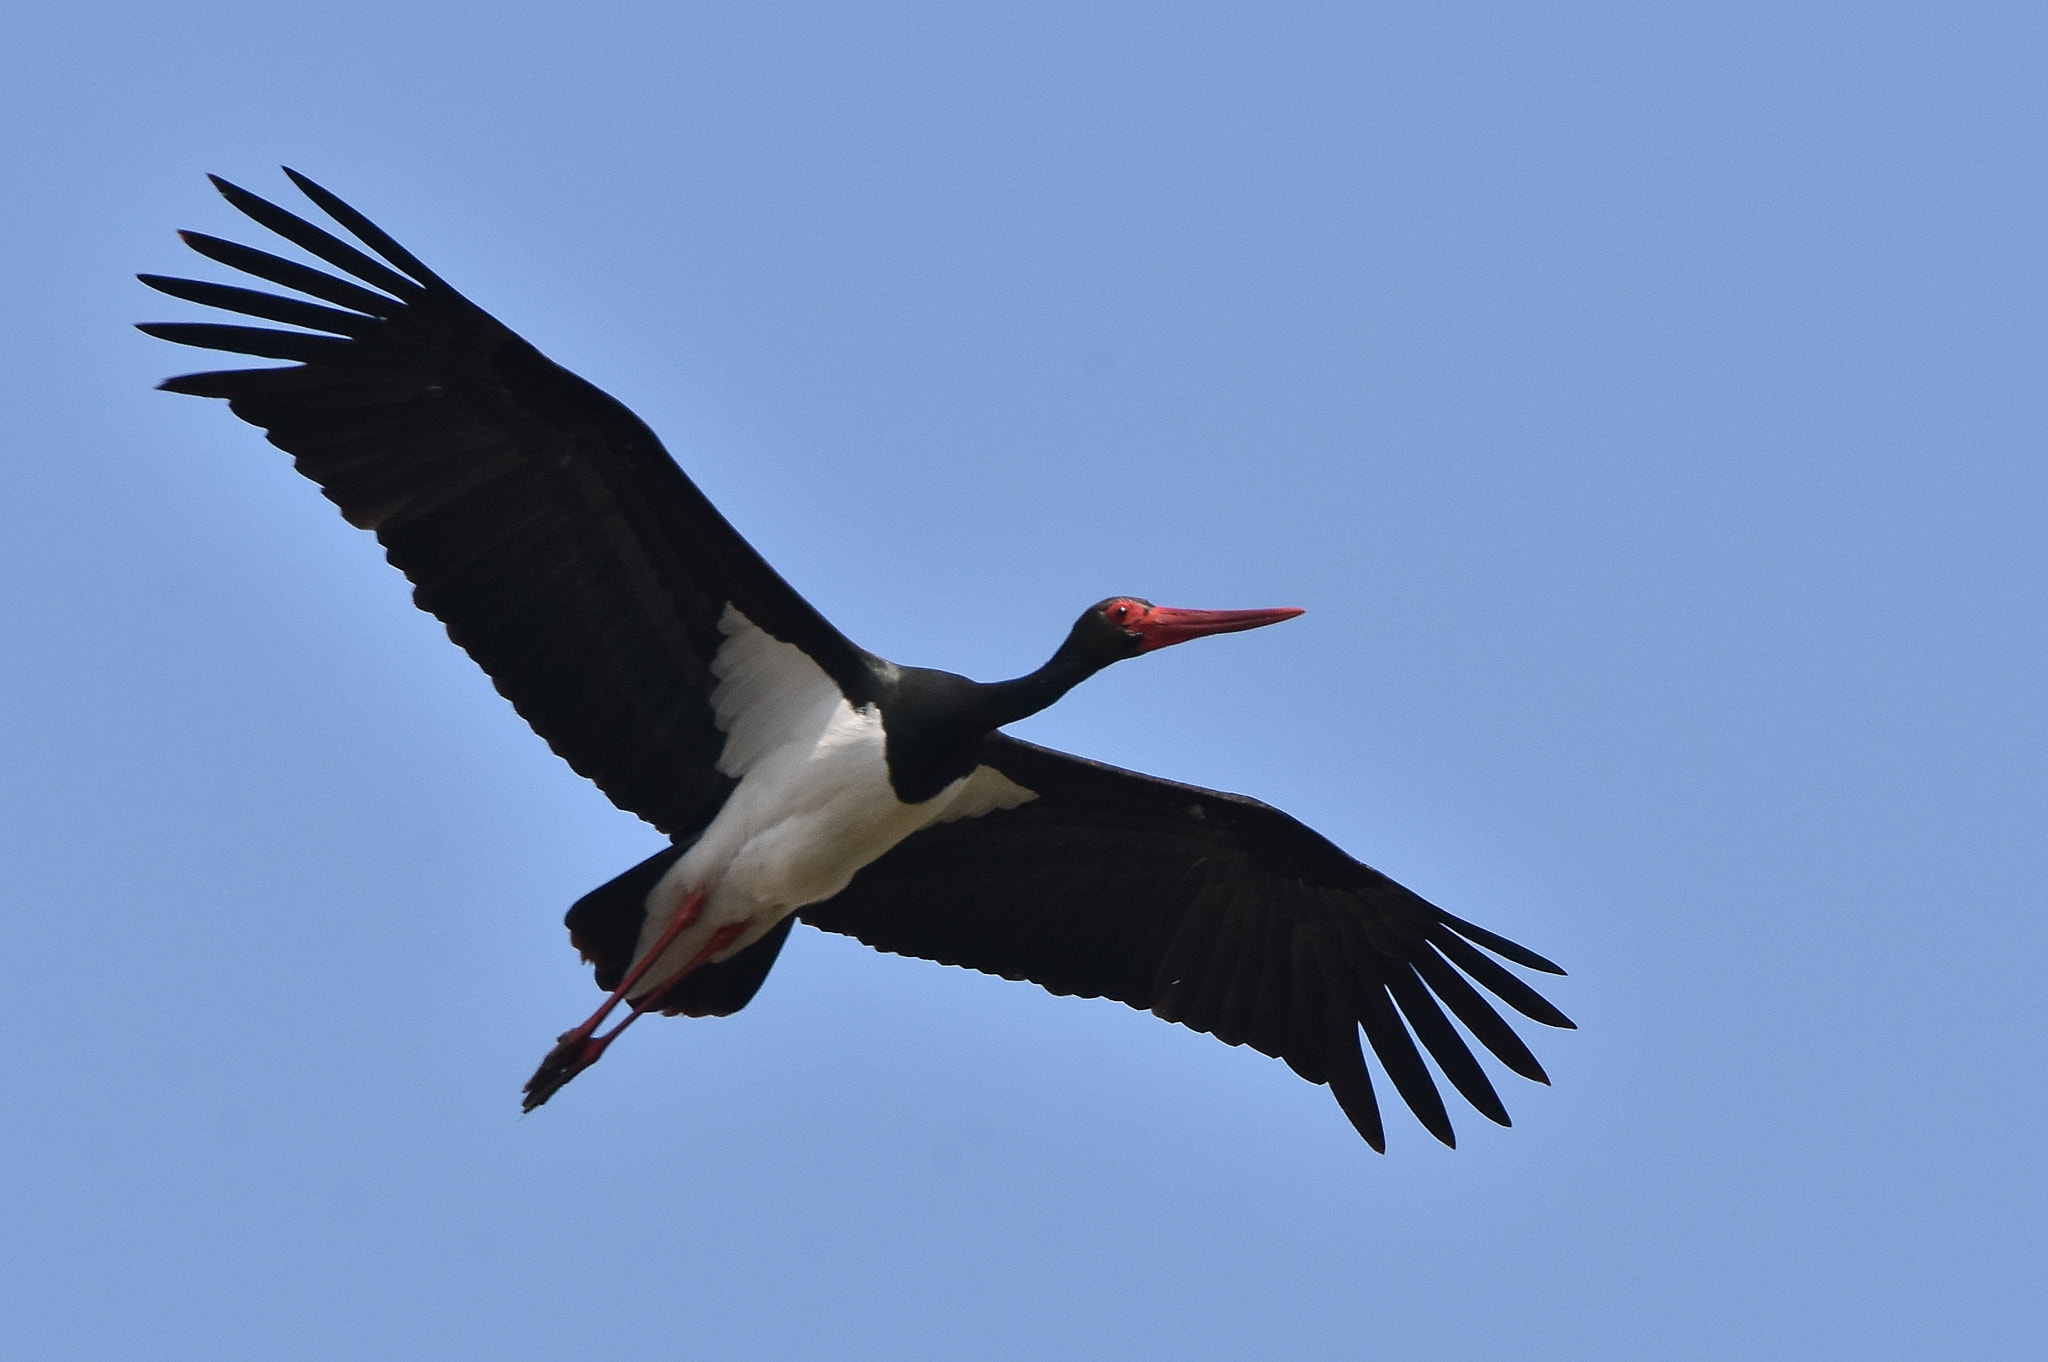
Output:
968 642 1106 731
874 638 1112 804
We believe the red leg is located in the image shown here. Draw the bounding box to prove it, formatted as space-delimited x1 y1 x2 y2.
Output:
546 920 751 1074
521 888 707 1110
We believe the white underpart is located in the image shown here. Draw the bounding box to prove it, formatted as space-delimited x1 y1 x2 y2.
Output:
629 605 1036 999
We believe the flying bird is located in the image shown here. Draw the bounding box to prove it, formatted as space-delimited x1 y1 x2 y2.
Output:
140 171 1573 1150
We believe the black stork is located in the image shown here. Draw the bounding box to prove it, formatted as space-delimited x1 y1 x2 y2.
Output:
139 171 1574 1151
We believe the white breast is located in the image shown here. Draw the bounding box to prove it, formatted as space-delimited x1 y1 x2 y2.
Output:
630 605 1035 991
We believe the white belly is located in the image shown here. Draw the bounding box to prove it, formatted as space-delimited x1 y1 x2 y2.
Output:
626 605 1033 999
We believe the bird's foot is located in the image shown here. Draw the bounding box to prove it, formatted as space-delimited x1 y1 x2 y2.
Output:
522 1024 616 1112
521 887 712 1112
519 910 752 1113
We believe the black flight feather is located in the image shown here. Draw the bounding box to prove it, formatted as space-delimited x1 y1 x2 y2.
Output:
146 170 1574 1151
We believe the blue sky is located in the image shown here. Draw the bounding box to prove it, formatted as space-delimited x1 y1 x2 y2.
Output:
3 3 2044 1358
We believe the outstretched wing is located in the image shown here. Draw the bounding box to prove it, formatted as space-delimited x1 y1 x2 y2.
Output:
140 171 872 837
804 734 1574 1151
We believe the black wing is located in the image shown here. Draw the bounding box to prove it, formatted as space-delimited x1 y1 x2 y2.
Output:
140 171 872 837
803 734 1573 1151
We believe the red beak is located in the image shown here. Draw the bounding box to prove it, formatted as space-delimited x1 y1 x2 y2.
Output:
1130 604 1305 652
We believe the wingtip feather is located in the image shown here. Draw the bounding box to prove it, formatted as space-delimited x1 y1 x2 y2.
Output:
1439 911 1569 975
280 166 446 289
195 172 423 300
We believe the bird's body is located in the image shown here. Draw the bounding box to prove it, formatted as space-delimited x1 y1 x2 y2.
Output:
632 604 1036 996
142 171 1574 1150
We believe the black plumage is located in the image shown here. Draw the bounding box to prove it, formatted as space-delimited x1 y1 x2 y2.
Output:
804 735 1571 1149
142 171 1575 1150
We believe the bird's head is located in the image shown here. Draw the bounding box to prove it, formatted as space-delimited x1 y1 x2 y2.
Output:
975 596 1306 732
1066 596 1305 667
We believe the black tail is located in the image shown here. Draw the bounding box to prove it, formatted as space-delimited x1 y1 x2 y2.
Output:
564 844 795 1017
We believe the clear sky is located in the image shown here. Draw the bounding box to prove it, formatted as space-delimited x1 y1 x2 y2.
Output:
3 3 2043 1358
